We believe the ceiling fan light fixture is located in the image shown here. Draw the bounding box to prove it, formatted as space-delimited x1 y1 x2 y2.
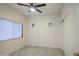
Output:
17 3 46 13
30 8 36 12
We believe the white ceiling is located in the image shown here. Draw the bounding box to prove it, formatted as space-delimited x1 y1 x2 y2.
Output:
6 3 63 16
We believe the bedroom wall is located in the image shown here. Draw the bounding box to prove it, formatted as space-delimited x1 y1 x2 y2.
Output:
26 14 63 49
74 3 79 54
0 4 28 55
61 3 75 56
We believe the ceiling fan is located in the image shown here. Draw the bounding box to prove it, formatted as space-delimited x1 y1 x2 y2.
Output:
17 3 46 13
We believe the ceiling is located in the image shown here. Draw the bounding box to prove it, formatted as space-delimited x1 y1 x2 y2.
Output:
6 3 64 16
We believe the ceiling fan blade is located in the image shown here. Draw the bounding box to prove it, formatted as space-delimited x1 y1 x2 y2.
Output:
17 3 31 7
34 4 46 7
29 3 34 6
35 8 42 13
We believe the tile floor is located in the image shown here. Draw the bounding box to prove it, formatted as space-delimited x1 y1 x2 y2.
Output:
10 45 65 56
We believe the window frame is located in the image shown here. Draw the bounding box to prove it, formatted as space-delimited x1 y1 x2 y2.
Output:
0 18 23 42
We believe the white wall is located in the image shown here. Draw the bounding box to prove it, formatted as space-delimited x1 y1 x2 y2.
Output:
61 4 75 56
74 4 79 53
0 4 28 55
26 14 63 48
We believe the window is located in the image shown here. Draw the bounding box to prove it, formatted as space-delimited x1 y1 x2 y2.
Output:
0 18 23 41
